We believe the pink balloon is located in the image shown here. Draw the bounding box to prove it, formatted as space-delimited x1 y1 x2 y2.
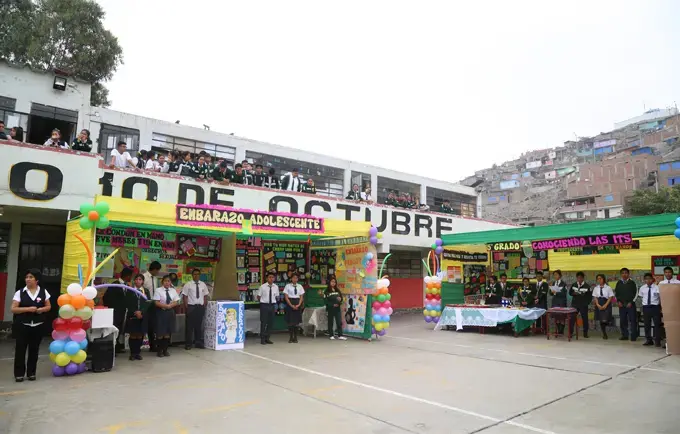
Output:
378 307 388 316
383 300 392 309
387 307 393 315
372 301 381 309
52 330 69 341
69 329 87 343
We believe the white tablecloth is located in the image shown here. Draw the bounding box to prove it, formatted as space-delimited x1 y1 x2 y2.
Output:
302 307 327 337
434 307 546 331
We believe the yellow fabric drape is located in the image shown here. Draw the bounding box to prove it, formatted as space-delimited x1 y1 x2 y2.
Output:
60 220 93 294
550 235 680 271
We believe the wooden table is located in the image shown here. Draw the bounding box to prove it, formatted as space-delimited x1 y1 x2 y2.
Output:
546 307 578 341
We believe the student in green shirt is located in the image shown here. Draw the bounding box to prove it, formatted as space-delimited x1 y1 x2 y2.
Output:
211 161 232 184
518 277 536 307
439 200 453 214
230 164 246 184
384 192 399 207
325 276 347 340
301 178 317 194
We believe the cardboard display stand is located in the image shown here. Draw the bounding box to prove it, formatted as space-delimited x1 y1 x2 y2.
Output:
660 283 680 354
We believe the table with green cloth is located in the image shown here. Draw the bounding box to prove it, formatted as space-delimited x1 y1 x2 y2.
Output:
434 306 546 334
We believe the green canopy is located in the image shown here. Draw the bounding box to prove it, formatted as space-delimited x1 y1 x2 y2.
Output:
441 214 678 246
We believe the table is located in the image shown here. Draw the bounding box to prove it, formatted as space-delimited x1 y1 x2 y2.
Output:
302 307 328 338
435 306 546 334
546 307 578 341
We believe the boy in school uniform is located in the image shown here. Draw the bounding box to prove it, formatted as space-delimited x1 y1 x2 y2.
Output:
615 267 638 341
569 271 592 338
256 272 279 345
659 266 680 285
534 271 549 331
252 164 266 187
639 273 662 347
301 178 317 194
518 277 536 307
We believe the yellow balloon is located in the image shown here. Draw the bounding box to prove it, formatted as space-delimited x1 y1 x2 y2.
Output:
429 310 437 317
383 322 390 329
375 323 384 331
423 309 429 316
49 352 57 362
71 350 87 364
376 232 383 239
55 352 70 367
59 304 75 319
77 306 93 320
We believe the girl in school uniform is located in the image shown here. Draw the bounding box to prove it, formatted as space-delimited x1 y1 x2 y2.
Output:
126 274 151 361
592 273 614 340
485 275 500 305
11 269 52 382
518 277 536 308
153 275 180 357
324 276 347 340
283 273 305 343
550 270 568 334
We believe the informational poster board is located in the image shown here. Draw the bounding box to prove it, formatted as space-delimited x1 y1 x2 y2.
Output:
309 249 336 286
177 235 221 260
652 255 680 279
262 241 307 287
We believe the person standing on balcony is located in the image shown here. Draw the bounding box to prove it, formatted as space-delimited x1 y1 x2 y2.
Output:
281 169 302 192
384 192 399 207
43 129 69 149
110 140 135 169
230 163 246 184
439 200 453 214
71 129 92 152
361 186 372 202
211 160 232 185
192 154 210 180
301 178 317 194
346 184 362 200
252 164 266 187
264 168 280 189
145 151 159 171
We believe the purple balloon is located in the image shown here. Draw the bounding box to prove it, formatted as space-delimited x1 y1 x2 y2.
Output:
435 246 444 255
372 327 377 334
65 362 79 375
77 362 86 373
425 316 433 323
377 329 386 336
370 236 378 244
94 284 148 300
435 238 443 246
369 227 378 236
52 364 66 377
432 316 440 323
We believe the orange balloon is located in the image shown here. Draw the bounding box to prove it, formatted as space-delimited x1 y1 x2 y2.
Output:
85 299 95 309
88 210 99 221
426 282 434 289
71 295 86 309
57 294 72 307
434 282 442 289
379 287 388 295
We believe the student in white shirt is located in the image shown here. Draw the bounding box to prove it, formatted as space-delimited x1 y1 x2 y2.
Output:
639 273 662 347
283 273 305 343
144 151 159 171
181 268 209 350
158 154 169 173
592 274 614 340
109 140 134 169
659 266 680 285
256 272 280 345
142 261 162 352
153 275 180 357
11 269 51 382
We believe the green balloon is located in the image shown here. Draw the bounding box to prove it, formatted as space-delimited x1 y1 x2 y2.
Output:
79 216 94 230
431 243 437 250
96 216 110 229
385 293 391 301
95 201 110 215
79 203 94 215
377 294 386 302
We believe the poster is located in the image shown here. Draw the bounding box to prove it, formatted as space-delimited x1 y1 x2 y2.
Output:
177 235 221 260
335 244 370 294
96 228 176 250
262 241 307 287
447 265 462 283
213 301 245 350
95 246 116 278
342 293 367 334
652 256 680 279
309 249 336 285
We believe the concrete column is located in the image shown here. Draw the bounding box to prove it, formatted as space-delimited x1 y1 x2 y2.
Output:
371 173 378 197
420 183 427 204
477 194 483 218
343 168 352 197
3 220 21 321
235 145 247 164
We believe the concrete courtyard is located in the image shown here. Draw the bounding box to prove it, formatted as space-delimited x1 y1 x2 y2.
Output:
0 313 678 434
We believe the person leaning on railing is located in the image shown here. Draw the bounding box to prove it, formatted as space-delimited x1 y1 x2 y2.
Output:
71 129 92 152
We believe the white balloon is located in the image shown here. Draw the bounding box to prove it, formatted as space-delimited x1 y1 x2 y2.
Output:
82 286 97 300
424 276 432 284
381 279 390 288
67 283 83 296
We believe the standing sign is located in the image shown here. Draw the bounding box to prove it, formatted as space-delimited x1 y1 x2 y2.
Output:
204 301 245 351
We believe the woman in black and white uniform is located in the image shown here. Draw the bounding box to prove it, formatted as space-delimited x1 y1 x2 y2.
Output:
592 274 614 340
11 269 52 382
126 274 151 361
153 275 180 357
283 274 305 343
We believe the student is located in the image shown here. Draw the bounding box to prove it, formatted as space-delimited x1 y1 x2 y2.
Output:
439 200 453 214
43 128 69 148
211 160 232 184
498 273 513 300
639 272 661 347
324 276 347 340
615 267 638 342
153 275 180 357
142 262 161 352
9 126 24 142
104 267 134 353
301 178 317 194
659 266 680 285
592 274 614 339
252 164 266 187
192 155 210 180
346 184 362 200
485 275 500 304
264 168 280 189
534 271 550 331
257 272 279 345
550 270 568 334
127 274 151 361
181 268 209 350
283 274 305 343
518 277 536 307
110 140 134 169
0 120 8 140
167 151 183 174
11 269 51 382
361 186 372 202
71 129 92 152
384 192 399 207
180 152 194 176
230 164 246 184
569 271 592 338
281 169 302 192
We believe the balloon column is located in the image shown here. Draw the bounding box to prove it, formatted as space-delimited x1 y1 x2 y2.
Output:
423 239 444 324
675 216 680 240
372 253 393 337
50 283 96 376
369 226 383 246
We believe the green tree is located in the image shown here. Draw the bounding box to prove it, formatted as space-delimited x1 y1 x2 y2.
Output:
626 186 680 215
0 0 123 107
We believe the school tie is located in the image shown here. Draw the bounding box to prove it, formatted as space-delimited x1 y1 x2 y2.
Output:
268 284 273 304
647 286 652 306
195 282 200 299
165 289 171 304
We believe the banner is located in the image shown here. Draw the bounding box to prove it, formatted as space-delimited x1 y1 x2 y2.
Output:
96 228 176 251
342 294 367 334
532 233 632 251
442 251 488 262
176 204 324 234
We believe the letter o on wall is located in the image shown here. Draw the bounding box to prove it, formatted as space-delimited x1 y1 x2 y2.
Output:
9 162 64 201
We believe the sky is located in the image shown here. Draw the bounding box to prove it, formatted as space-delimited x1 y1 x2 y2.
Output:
97 0 680 183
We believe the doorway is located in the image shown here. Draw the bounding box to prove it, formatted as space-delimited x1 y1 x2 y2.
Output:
26 103 78 145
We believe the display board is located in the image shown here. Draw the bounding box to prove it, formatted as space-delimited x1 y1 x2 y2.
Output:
177 235 221 260
489 241 549 279
262 241 308 287
463 264 487 296
236 238 262 302
335 244 377 294
309 249 336 286
652 255 680 279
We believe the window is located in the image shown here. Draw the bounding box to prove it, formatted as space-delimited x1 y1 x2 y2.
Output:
378 176 420 204
0 109 29 138
351 171 371 192
152 133 236 163
0 96 16 111
487 196 498 203
604 194 613 202
668 177 680 186
99 124 140 164
426 186 477 218
378 251 422 278
660 164 670 171
672 162 680 170
246 151 344 198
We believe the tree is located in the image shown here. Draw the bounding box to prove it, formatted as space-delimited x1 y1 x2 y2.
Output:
0 0 123 107
625 186 680 216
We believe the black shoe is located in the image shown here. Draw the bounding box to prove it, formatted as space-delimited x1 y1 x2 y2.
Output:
261 341 267 345
603 332 608 340
27 376 36 381
583 333 589 338
15 377 24 383
163 350 170 357
643 341 653 346
157 351 164 357
631 338 637 342
265 340 274 344
288 338 293 343
129 355 135 361
195 344 205 349
185 346 192 350
135 354 143 360
619 336 628 341
293 338 298 343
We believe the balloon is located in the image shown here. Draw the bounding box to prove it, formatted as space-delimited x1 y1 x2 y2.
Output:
65 362 79 375
55 352 70 367
372 327 377 334
435 238 443 246
52 330 69 341
387 307 393 315
385 293 391 301
425 316 433 323
366 252 374 260
675 228 680 240
95 201 110 215
85 299 95 309
69 329 87 343
52 365 66 377
426 293 434 300
382 315 390 322
82 319 92 331
57 294 72 307
432 316 440 323
64 341 80 356
49 340 66 354
376 232 383 239
369 227 378 236
88 210 100 222
378 307 388 316
379 287 389 295
434 294 441 300
59 304 75 319
423 309 429 316
49 352 57 362
434 282 442 289
377 329 386 336
67 283 83 296
79 203 95 215
435 246 444 255
71 350 87 364
434 305 441 312
373 314 382 323
375 323 384 331
79 216 94 230
77 362 86 373
82 286 97 300
96 216 110 229
429 310 437 317
69 316 84 330
424 276 432 284
382 279 390 288
53 317 68 331
676 216 680 228
369 236 378 244
79 339 88 350
377 294 386 302
70 295 86 310
383 322 390 329
77 306 93 320
372 301 381 310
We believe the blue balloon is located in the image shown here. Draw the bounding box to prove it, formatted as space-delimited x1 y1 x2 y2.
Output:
675 228 680 239
79 339 88 350
382 315 390 322
434 305 441 312
64 340 81 356
373 314 382 323
675 217 680 228
49 340 66 355
426 304 433 310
